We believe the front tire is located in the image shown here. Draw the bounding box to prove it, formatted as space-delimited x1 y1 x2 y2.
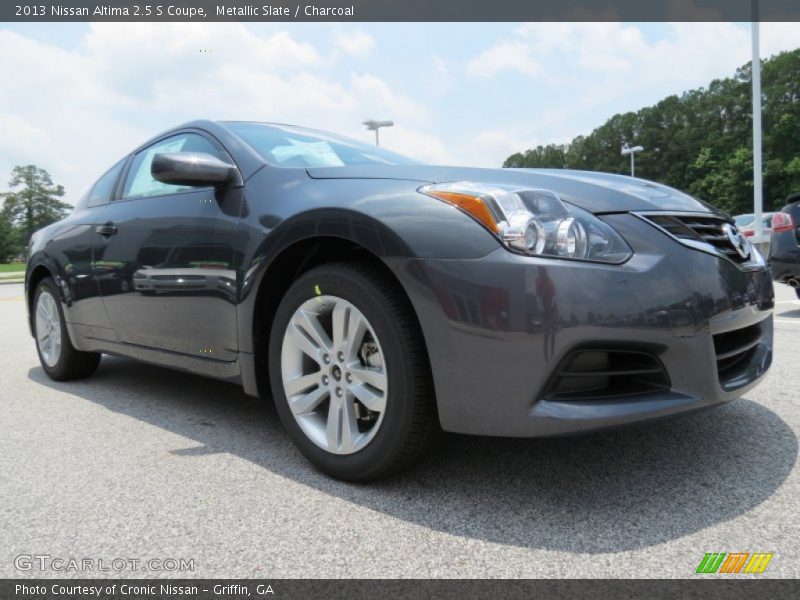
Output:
33 277 101 381
268 262 437 481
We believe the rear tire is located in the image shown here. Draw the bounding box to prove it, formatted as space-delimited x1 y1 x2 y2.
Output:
268 262 438 481
33 277 101 381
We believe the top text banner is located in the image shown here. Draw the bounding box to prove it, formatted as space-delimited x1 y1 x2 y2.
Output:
3 0 800 22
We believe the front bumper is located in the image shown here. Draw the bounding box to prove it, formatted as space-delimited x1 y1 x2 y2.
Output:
390 213 774 437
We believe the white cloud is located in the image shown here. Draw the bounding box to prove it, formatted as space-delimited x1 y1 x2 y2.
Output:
471 21 800 87
334 31 375 58
0 24 444 203
0 115 53 166
761 22 800 58
463 130 538 166
471 22 738 83
349 72 427 122
378 126 456 165
431 55 450 88
468 40 541 77
464 21 800 163
0 22 798 201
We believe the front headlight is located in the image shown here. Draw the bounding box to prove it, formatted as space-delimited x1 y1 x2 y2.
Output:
420 181 632 263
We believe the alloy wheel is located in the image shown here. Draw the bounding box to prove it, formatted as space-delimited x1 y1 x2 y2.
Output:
35 290 62 367
280 295 388 455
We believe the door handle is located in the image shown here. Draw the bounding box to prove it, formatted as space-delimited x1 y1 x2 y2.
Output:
95 222 118 237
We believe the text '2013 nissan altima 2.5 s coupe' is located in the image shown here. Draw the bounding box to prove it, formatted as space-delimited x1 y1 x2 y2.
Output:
26 121 774 481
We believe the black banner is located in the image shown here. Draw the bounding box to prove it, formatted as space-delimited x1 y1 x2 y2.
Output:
2 579 800 600
2 0 800 23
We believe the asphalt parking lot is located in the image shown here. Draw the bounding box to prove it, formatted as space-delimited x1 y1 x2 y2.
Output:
1 281 799 578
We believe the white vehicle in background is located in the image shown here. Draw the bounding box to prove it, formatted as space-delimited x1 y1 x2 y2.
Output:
734 212 777 257
740 213 777 239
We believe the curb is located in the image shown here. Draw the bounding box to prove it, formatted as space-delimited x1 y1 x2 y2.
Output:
0 279 23 285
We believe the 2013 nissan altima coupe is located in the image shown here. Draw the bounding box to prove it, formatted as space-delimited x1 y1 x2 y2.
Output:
26 121 774 480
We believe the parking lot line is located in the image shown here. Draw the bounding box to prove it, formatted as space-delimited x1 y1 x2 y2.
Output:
774 318 800 325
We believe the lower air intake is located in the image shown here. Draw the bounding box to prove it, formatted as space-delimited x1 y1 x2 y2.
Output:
544 349 670 401
713 322 763 388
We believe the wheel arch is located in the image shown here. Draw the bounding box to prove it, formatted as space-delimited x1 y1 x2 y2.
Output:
244 235 432 400
26 263 55 336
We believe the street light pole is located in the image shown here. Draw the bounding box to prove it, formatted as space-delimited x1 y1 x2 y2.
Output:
751 6 764 240
362 119 394 146
621 144 644 177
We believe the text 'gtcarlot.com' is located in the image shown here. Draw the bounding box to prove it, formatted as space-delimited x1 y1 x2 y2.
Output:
13 554 195 572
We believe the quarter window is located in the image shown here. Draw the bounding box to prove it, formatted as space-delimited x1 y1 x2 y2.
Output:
120 133 225 200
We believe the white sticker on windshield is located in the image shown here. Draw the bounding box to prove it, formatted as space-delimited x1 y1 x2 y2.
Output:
270 138 345 167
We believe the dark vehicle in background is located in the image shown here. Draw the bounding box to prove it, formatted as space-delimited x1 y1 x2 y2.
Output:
25 120 774 481
769 194 800 299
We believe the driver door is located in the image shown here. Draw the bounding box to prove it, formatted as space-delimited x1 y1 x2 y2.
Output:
92 131 243 362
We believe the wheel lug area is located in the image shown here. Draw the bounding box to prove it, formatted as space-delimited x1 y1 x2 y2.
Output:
345 373 353 384
337 351 345 363
321 375 329 386
335 387 343 398
322 353 331 364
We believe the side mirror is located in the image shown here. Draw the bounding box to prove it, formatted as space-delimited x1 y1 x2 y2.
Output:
151 152 239 187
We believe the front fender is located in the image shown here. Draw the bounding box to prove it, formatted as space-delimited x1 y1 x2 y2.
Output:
237 169 503 312
234 171 501 361
25 212 112 339
25 253 62 336
244 172 501 261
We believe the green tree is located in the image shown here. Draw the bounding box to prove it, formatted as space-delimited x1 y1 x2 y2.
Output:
504 144 568 168
1 165 70 249
0 215 18 263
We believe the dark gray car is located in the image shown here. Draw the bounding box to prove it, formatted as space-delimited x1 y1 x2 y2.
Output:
26 120 774 480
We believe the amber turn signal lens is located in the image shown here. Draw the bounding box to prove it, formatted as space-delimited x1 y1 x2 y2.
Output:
425 190 499 233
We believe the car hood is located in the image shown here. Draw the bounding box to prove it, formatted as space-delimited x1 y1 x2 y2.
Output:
306 165 723 215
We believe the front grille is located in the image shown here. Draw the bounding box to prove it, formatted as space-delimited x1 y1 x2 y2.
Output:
641 214 748 263
713 323 763 383
544 349 670 401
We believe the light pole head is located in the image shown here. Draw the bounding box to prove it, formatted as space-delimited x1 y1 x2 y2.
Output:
363 119 394 146
621 144 644 156
363 119 394 131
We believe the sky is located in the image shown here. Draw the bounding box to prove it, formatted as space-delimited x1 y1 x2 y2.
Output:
1 21 799 204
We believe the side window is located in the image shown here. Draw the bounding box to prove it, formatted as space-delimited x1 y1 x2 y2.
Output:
87 158 126 207
120 133 225 200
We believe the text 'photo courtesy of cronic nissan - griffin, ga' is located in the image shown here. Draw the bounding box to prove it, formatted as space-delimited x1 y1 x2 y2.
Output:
25 120 774 481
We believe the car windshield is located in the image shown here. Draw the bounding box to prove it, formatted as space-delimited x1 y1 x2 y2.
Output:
223 122 420 168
